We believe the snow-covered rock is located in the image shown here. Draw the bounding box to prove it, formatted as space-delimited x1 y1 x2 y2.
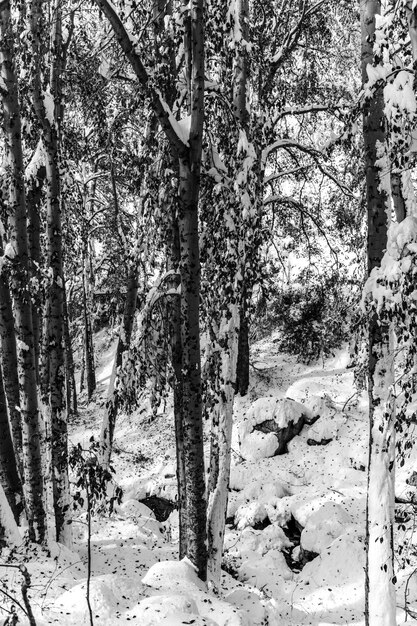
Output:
300 501 352 555
239 397 310 461
119 499 156 520
306 411 345 444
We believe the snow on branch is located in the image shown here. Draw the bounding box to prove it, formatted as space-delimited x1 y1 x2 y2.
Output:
272 104 340 126
91 0 189 157
261 138 321 166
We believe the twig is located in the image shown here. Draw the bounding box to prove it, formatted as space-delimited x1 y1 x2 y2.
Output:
18 566 36 626
341 392 357 413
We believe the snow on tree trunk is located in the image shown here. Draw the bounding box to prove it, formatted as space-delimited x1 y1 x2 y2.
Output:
361 1 396 624
207 308 239 586
0 0 46 543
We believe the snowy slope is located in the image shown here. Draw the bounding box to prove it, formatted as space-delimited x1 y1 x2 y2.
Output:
1 329 417 625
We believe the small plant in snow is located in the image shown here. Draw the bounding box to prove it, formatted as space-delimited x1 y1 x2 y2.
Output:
68 437 123 626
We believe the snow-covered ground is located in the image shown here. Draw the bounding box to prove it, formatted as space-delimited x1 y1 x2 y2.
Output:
2 329 417 625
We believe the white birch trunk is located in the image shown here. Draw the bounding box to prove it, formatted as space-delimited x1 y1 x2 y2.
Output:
207 306 239 587
366 331 396 626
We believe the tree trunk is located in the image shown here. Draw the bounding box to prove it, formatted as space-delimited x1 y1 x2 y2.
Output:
0 0 46 543
361 2 396 625
91 0 207 581
100 263 138 467
233 0 250 399
82 260 96 400
235 301 249 396
175 0 207 581
207 0 249 585
0 238 23 477
168 209 188 558
0 482 21 548
29 0 71 546
207 310 239 586
63 280 77 415
26 146 46 381
0 364 23 522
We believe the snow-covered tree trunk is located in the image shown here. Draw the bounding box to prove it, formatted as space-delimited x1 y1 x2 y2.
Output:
361 2 396 624
0 0 46 543
207 309 239 586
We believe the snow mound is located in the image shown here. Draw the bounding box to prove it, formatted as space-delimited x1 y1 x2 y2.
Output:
235 501 268 530
52 577 117 624
142 557 205 591
126 593 213 626
227 524 292 558
225 588 267 625
238 549 293 596
294 530 365 619
228 478 289 518
300 501 352 554
239 397 309 461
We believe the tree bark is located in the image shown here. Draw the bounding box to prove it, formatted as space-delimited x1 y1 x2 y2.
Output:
82 258 96 400
0 364 23 522
207 0 250 585
26 145 46 381
176 0 207 581
361 2 396 625
0 0 46 543
63 280 77 416
0 236 23 478
235 300 249 396
168 208 188 559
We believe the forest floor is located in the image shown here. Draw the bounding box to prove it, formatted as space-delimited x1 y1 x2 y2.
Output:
1 328 417 625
